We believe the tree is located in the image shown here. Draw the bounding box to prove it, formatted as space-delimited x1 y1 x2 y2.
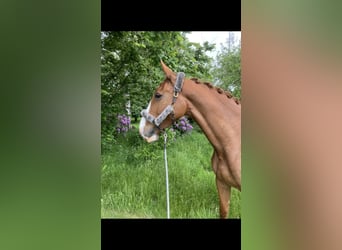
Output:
212 36 241 99
101 31 215 148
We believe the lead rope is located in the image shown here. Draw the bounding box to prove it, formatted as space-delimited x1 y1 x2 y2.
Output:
163 132 170 219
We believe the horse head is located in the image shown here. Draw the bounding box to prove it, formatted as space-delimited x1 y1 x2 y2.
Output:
139 61 188 142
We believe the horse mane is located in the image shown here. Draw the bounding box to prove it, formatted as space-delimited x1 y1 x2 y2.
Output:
190 78 241 105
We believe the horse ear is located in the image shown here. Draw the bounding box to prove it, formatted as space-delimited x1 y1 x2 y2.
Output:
160 60 176 82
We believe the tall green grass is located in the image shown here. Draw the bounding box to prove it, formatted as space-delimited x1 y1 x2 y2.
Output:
101 128 241 218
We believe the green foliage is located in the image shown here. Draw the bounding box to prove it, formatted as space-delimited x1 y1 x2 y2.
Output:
212 40 241 99
101 133 116 152
101 31 215 149
101 130 241 218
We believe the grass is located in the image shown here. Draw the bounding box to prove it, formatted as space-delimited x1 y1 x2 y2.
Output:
101 125 241 219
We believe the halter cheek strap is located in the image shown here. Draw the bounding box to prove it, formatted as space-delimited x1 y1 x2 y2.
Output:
141 72 185 129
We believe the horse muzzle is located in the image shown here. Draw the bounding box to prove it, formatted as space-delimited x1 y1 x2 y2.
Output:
139 117 160 143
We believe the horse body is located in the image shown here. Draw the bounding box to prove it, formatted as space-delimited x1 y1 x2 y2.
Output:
139 61 241 218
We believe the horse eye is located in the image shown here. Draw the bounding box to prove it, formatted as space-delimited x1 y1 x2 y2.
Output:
154 93 162 99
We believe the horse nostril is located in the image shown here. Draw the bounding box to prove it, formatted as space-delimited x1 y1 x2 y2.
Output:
145 127 157 138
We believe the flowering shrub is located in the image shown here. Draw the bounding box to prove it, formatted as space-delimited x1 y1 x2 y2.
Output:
116 114 131 134
173 116 193 134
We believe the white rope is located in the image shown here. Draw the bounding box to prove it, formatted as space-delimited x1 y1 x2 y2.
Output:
163 132 170 219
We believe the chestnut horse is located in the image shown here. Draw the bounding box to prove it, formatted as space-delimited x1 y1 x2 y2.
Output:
139 61 241 218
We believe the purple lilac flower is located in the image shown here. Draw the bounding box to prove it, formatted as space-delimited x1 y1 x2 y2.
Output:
174 116 193 134
116 114 131 134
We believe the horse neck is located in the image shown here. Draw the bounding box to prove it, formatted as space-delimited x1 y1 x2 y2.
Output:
181 79 241 150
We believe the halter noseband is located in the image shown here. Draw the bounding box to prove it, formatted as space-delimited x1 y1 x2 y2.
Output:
141 72 185 129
